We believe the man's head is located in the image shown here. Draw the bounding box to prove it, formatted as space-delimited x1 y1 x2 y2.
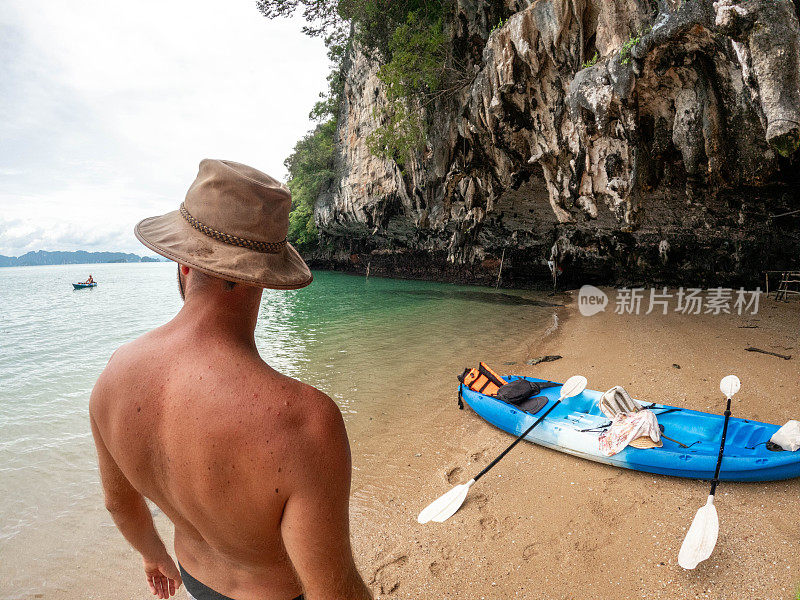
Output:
134 159 313 291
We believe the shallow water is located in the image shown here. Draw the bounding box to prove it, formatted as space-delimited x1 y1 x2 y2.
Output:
0 263 556 598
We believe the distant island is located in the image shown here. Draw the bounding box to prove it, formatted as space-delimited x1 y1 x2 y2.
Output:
0 250 169 267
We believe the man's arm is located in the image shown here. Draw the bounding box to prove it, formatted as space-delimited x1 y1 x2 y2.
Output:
89 404 181 599
280 394 372 600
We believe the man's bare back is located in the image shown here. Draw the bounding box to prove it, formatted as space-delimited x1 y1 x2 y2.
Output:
90 267 371 600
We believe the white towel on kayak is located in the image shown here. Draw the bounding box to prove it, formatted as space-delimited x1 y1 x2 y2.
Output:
770 420 800 451
599 410 661 456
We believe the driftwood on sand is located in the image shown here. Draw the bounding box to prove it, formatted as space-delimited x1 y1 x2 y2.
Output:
526 355 563 366
745 347 792 360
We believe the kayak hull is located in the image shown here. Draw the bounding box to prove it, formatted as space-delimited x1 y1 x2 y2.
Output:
461 376 800 481
72 283 97 289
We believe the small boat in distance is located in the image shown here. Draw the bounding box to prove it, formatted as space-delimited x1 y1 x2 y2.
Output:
73 275 97 290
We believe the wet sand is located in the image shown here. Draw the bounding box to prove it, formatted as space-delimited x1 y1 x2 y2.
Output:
348 291 800 600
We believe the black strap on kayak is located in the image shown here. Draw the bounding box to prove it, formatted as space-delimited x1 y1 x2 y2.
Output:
652 407 682 417
537 381 561 390
457 384 464 410
579 421 613 433
578 408 681 432
746 440 785 452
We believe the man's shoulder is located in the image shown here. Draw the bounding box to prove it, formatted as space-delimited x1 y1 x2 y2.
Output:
290 381 346 444
244 370 348 459
258 371 344 437
269 378 351 487
89 331 163 418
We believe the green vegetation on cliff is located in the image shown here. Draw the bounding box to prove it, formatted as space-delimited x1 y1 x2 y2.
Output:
257 1 454 245
366 9 448 166
283 119 337 252
258 0 452 171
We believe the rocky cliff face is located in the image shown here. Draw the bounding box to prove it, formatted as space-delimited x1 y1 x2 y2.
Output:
313 0 800 288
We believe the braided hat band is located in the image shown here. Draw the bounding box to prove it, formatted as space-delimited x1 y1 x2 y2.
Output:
180 203 286 254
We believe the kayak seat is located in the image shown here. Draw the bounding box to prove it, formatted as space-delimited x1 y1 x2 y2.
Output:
746 425 767 448
729 422 766 448
729 423 749 447
514 395 548 415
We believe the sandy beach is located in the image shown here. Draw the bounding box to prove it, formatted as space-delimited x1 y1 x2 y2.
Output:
348 290 800 600
24 286 798 600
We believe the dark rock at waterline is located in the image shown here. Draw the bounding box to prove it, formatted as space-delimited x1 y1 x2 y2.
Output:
310 0 800 288
387 288 561 307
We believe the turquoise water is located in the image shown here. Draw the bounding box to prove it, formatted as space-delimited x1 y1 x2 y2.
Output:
0 263 556 598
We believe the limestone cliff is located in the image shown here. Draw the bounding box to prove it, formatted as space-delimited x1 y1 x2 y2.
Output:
313 0 800 287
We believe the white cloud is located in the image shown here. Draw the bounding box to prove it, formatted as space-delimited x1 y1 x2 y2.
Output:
0 0 330 257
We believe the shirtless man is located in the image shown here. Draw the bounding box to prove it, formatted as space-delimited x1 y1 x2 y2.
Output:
90 159 372 600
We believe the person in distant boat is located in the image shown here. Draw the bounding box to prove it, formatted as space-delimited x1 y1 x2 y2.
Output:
89 160 372 600
85 274 94 284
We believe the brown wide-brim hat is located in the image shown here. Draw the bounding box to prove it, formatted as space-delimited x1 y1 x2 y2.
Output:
629 436 663 449
135 159 312 290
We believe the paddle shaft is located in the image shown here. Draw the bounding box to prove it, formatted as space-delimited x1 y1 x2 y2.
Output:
709 397 733 496
473 398 562 483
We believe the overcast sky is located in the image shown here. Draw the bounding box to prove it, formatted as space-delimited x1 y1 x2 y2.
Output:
0 0 330 257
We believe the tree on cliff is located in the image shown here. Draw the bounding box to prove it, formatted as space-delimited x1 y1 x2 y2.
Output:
283 119 337 252
258 0 453 167
258 0 456 250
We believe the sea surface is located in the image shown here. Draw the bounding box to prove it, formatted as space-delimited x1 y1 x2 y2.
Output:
0 262 558 599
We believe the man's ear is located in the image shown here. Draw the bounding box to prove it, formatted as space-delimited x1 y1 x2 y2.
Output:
180 265 190 276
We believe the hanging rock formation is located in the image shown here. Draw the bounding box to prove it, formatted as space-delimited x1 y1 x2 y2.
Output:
313 0 800 287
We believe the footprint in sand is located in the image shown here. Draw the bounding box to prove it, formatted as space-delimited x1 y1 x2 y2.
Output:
370 555 408 595
479 515 498 530
439 544 454 561
429 543 455 577
470 448 488 462
468 492 488 511
522 542 540 560
575 536 602 553
445 466 463 484
479 515 503 540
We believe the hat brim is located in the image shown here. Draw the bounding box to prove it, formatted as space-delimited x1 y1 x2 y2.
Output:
628 436 663 449
134 210 313 290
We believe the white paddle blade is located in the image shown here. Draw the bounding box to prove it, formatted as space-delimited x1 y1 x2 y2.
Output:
559 375 588 400
678 495 719 569
720 375 741 399
417 479 475 524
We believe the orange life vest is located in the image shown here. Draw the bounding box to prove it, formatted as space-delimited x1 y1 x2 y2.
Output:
458 362 508 396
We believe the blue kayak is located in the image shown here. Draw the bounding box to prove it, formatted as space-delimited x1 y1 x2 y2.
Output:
461 376 800 481
72 282 97 289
